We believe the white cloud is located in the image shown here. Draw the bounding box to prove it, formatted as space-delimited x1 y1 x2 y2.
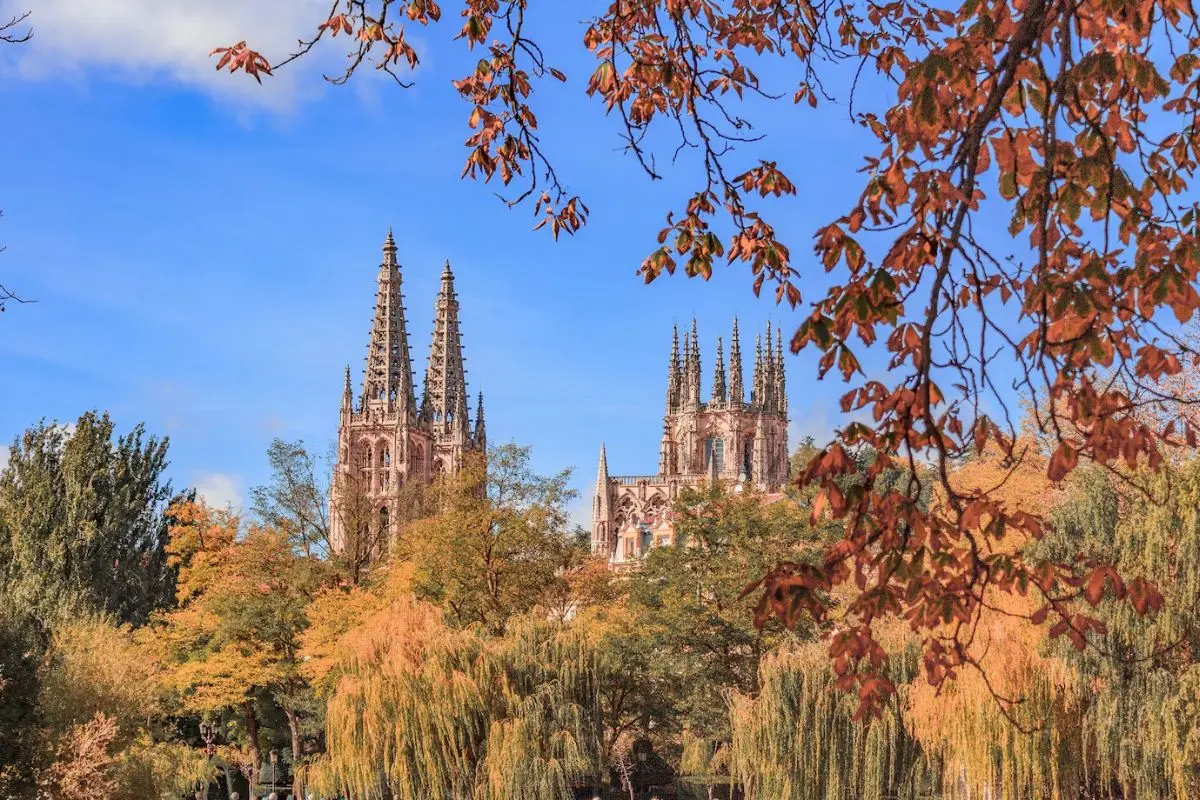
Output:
0 445 9 472
194 471 244 511
9 0 340 110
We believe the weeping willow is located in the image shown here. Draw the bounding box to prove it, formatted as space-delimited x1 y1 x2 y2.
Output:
904 461 1200 800
305 597 605 800
729 641 936 800
1040 464 1200 798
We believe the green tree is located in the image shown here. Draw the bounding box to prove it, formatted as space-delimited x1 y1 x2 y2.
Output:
251 439 333 559
0 412 176 625
628 483 829 745
400 444 581 634
0 595 46 798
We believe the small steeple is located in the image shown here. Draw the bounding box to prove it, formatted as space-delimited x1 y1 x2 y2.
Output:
422 260 469 431
763 321 776 412
474 391 487 449
595 443 609 490
729 318 744 406
688 318 702 407
593 443 611 520
341 364 353 412
362 228 417 414
712 336 727 404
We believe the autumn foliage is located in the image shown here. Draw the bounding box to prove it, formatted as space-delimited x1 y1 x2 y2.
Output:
210 0 1200 715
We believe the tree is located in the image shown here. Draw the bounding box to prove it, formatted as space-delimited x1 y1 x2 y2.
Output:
153 500 327 798
400 444 580 634
628 483 828 743
252 439 334 559
0 411 177 625
214 0 1200 712
0 595 46 798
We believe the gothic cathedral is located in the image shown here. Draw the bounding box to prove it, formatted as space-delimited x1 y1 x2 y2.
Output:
591 319 790 567
330 230 486 551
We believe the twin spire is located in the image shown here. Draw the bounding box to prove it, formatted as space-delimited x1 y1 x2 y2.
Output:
666 317 786 414
348 230 484 439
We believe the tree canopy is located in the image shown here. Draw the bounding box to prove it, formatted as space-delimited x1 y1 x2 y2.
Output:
208 0 1200 712
0 411 178 625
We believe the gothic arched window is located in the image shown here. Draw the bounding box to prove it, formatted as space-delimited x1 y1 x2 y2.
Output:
382 447 391 468
379 506 390 535
743 440 753 481
713 439 724 473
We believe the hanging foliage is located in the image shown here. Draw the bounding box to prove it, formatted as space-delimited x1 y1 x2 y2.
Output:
730 641 935 800
306 594 610 800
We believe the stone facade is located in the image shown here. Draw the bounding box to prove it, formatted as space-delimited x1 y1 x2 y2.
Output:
591 319 790 567
330 230 485 552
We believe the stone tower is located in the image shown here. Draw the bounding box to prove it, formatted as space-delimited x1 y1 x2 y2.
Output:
330 230 486 552
591 318 790 567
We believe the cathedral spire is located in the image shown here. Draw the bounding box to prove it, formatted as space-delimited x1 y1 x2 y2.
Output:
712 336 727 404
763 321 775 412
422 260 468 431
729 318 744 406
341 365 353 413
752 333 763 408
361 228 416 414
688 318 702 407
775 328 787 414
667 322 681 414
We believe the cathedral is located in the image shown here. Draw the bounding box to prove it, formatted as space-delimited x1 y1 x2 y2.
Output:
590 319 790 567
329 230 485 551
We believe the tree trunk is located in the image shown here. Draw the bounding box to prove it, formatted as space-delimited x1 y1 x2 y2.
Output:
244 700 262 796
283 705 303 800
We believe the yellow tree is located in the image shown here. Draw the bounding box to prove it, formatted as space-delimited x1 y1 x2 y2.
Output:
400 445 580 634
153 501 326 798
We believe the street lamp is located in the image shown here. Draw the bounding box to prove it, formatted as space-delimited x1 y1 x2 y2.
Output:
269 750 279 798
199 721 217 758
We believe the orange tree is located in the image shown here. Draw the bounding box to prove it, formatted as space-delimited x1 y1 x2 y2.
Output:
212 0 1200 716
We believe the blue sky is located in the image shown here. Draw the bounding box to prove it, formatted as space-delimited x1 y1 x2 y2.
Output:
0 1 891 524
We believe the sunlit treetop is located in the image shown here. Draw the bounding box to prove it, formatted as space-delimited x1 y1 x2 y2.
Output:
213 0 1199 717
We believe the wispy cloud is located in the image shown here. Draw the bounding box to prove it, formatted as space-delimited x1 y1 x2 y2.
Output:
0 445 9 472
194 471 244 511
9 0 336 110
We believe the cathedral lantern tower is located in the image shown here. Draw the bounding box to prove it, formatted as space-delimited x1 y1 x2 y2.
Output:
590 318 791 567
330 231 486 553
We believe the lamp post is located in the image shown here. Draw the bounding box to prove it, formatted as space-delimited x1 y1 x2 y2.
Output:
269 750 279 799
200 721 217 758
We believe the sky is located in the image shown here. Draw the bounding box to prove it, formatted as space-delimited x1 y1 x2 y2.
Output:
0 0 890 526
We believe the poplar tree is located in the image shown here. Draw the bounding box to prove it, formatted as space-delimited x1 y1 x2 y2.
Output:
0 411 176 625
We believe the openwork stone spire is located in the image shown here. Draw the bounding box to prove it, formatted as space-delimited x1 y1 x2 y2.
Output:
687 318 702 407
729 318 744 406
422 260 469 430
667 323 681 413
362 228 416 414
775 328 787 413
712 336 727 404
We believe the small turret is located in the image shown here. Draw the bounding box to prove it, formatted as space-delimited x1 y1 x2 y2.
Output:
341 364 353 414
